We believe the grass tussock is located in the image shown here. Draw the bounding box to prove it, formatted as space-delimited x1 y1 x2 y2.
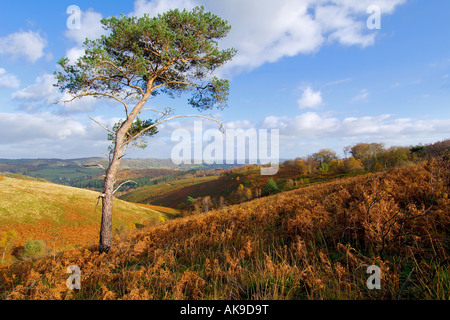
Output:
0 155 449 300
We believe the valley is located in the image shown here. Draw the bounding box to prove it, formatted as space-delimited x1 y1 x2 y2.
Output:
0 139 448 300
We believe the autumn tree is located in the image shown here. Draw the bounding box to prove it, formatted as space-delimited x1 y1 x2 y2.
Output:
328 159 344 174
294 158 308 175
245 188 253 201
379 146 410 168
343 157 364 173
304 155 319 174
312 148 338 165
349 143 385 171
311 149 337 173
55 7 236 253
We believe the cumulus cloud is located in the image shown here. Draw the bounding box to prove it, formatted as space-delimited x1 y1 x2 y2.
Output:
0 68 20 89
64 9 105 63
58 0 407 75
0 112 118 158
255 112 450 158
0 112 86 143
141 112 450 160
130 0 406 75
11 73 96 113
195 0 323 73
1 110 448 160
262 112 450 141
65 9 105 45
11 74 57 101
298 87 323 109
66 47 86 64
0 30 47 63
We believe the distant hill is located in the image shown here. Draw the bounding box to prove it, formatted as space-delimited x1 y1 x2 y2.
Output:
0 173 176 263
0 158 240 183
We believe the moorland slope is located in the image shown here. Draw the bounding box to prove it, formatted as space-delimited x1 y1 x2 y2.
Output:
0 174 172 262
1 157 448 300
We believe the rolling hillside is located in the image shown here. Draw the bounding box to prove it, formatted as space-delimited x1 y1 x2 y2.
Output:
119 165 366 209
0 174 176 263
118 175 226 207
1 158 448 300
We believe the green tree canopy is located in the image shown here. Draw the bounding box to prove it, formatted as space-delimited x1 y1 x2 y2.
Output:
55 6 236 115
264 178 279 196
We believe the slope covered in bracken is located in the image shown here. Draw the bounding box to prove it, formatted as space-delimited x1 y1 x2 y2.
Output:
0 174 171 262
1 156 449 300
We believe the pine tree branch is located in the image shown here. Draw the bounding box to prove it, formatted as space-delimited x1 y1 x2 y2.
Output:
59 92 130 117
88 117 115 135
83 163 106 170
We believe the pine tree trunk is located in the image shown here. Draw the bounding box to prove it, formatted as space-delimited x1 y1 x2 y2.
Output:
98 96 149 254
99 132 125 254
99 172 115 254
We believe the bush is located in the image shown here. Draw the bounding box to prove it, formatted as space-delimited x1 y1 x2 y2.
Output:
23 240 47 260
263 178 279 196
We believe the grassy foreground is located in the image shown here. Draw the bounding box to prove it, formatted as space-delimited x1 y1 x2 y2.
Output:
0 157 449 300
0 174 171 262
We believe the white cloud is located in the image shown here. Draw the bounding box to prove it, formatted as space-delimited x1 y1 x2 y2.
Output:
263 116 288 130
130 0 406 75
65 9 105 45
324 78 352 87
224 120 254 130
66 47 86 64
0 112 122 158
11 74 57 101
132 0 197 17
263 112 339 138
11 73 96 113
0 112 86 143
59 93 97 113
262 112 450 142
64 9 105 63
298 87 323 109
0 31 47 63
0 68 20 89
205 0 323 74
152 112 450 160
1 109 448 160
291 112 340 138
314 3 377 47
351 88 370 102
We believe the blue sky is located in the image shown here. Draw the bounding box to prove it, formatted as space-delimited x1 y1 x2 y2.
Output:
0 0 449 160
